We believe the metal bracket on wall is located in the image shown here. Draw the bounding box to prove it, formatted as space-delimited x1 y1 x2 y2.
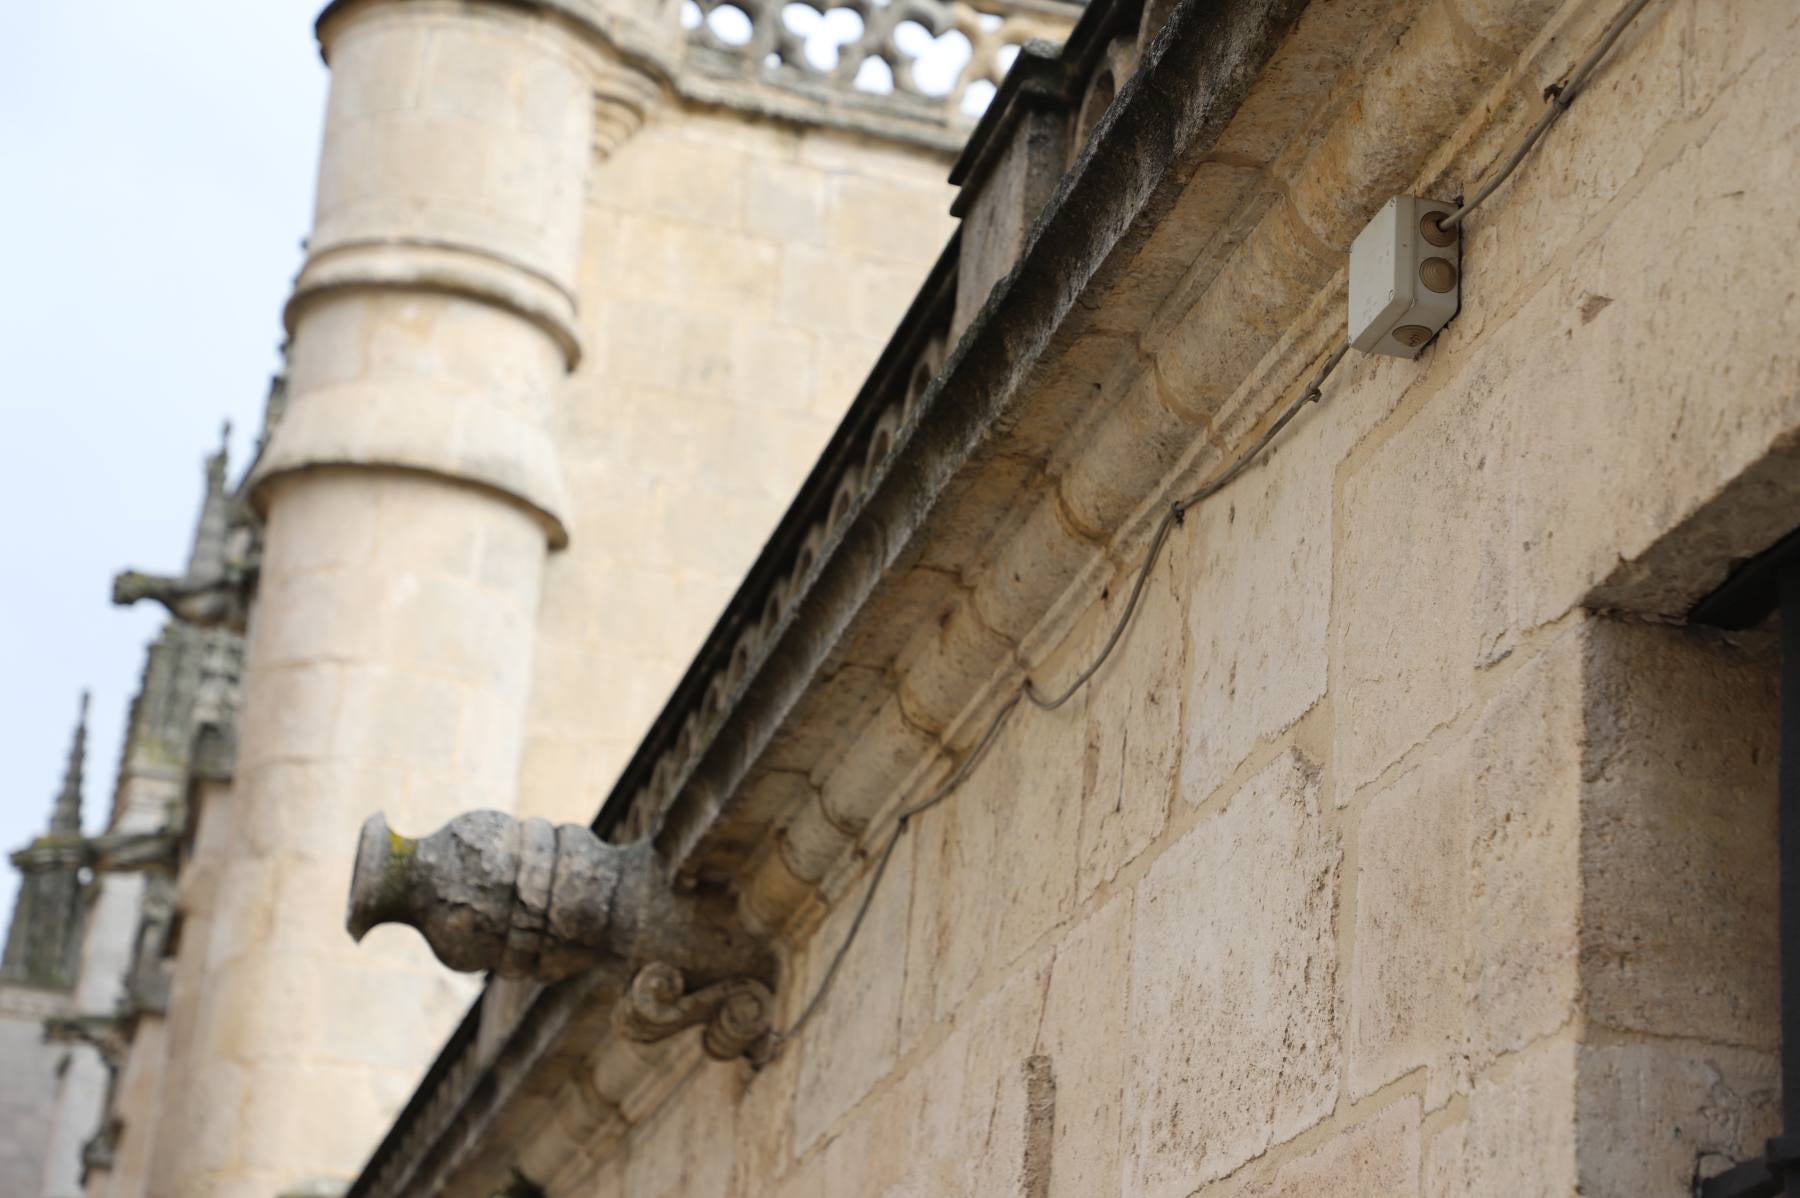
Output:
1692 528 1800 1198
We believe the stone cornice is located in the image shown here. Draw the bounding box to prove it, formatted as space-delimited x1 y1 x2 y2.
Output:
314 0 683 81
346 0 1315 1188
0 980 75 1020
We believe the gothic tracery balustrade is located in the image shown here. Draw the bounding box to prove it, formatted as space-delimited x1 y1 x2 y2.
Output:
680 0 1081 131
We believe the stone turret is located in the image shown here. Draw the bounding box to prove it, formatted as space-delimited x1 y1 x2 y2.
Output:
2 693 91 991
163 3 667 1193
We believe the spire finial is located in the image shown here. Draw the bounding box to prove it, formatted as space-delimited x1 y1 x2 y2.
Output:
50 691 88 837
205 420 231 491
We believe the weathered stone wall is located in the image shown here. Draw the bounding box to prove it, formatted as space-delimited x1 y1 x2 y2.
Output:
0 984 72 1197
519 109 956 822
542 0 1799 1192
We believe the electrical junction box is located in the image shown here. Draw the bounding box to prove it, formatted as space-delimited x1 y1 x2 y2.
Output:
1348 195 1461 358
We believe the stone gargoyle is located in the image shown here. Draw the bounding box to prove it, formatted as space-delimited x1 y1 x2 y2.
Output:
113 484 261 633
346 811 776 1061
111 566 252 633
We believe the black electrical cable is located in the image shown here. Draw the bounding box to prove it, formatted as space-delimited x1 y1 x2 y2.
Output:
769 0 1661 1057
1440 0 1655 230
771 342 1347 1054
774 689 1023 1049
1026 342 1348 712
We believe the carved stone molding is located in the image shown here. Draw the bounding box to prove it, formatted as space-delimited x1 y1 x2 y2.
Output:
591 56 664 159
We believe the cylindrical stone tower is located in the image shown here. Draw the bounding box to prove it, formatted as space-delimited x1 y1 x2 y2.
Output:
165 2 660 1193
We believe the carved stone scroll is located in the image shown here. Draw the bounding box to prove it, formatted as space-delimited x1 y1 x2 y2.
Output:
611 961 773 1061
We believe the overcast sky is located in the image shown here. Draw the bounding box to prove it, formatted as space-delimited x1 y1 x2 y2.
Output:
0 2 328 917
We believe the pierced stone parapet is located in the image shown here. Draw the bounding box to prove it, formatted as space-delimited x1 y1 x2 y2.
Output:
347 812 774 998
680 0 1079 141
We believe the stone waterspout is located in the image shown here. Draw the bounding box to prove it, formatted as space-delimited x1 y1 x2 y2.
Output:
347 811 777 1059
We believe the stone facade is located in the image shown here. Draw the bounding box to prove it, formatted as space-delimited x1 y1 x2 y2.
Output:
330 0 1798 1193
8 0 1797 1194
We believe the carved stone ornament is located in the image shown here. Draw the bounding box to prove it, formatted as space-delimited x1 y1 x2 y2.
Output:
347 812 775 1056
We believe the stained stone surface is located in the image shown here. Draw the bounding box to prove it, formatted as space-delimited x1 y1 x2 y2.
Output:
1125 751 1340 1197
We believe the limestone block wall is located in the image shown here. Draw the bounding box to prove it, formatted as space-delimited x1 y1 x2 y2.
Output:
520 110 957 822
541 0 1800 1192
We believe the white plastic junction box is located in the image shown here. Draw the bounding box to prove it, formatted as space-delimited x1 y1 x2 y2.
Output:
1348 195 1461 358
